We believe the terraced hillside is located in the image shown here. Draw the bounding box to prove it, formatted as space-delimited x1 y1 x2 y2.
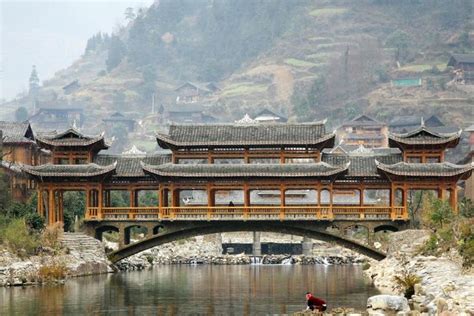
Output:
3 0 472 130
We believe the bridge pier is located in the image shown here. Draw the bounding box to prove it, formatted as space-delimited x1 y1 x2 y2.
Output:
302 236 313 256
252 231 261 256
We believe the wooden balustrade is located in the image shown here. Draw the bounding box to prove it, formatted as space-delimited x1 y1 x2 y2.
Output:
85 205 408 221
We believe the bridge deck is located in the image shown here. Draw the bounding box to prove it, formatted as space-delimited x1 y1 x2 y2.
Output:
86 205 406 221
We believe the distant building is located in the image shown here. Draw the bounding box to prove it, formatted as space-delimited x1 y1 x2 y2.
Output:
447 53 474 84
175 82 220 104
391 78 422 88
338 115 388 148
164 104 216 123
62 80 81 95
103 112 136 132
29 107 84 131
389 115 444 133
0 121 48 201
253 109 288 123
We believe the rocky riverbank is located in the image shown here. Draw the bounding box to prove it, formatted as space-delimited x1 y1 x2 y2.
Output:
365 229 474 315
0 233 111 286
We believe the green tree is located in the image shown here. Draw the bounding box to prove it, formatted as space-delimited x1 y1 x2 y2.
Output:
106 36 126 71
385 30 411 63
0 174 11 212
15 106 28 122
429 199 454 228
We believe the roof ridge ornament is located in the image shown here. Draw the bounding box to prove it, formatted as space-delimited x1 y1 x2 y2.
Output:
122 145 146 156
235 114 258 124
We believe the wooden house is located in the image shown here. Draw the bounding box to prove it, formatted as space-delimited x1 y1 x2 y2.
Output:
338 115 388 148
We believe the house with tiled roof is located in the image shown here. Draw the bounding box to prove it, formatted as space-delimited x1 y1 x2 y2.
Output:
338 114 388 148
0 121 48 200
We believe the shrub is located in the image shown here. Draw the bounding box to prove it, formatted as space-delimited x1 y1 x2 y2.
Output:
38 261 69 283
25 212 45 232
3 218 39 257
394 271 421 299
41 222 64 251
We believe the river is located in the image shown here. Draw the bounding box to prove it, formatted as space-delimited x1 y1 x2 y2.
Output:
0 264 377 315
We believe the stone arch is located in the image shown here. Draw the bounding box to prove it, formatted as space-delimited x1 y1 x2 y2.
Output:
108 221 387 263
95 225 119 241
124 224 149 245
374 225 399 233
153 225 164 235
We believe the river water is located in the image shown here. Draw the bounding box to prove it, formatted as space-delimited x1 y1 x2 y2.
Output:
0 265 377 315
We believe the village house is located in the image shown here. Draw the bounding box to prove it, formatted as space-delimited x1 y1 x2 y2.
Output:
447 53 474 84
29 107 84 131
338 115 388 148
175 82 220 104
102 112 136 133
253 108 288 123
0 121 49 201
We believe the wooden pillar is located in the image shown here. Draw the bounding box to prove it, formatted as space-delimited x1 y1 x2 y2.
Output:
98 185 103 220
158 186 164 218
58 191 63 224
207 184 214 220
438 185 446 200
329 185 333 218
359 185 364 219
37 188 43 217
48 188 55 225
280 184 286 220
244 184 250 219
280 149 285 164
244 148 250 163
450 185 458 213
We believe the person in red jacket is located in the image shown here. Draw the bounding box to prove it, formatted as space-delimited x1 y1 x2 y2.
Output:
305 292 327 312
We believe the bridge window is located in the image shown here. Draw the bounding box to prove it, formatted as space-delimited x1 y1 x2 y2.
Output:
250 189 280 205
214 158 245 164
285 157 318 164
176 158 207 164
109 190 130 207
214 190 244 205
364 189 390 206
284 189 317 205
179 189 207 206
137 190 158 207
332 189 360 205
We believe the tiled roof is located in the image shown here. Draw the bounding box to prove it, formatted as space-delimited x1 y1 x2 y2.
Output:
342 114 384 127
36 128 108 148
0 121 35 144
322 152 402 177
142 162 348 178
376 161 473 178
21 163 116 178
157 122 334 148
94 154 171 177
448 53 474 65
389 126 461 147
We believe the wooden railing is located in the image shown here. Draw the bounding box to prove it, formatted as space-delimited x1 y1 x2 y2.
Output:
85 205 407 221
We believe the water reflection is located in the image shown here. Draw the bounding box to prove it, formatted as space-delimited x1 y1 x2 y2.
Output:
0 265 377 315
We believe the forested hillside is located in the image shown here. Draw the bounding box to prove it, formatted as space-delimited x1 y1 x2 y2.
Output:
5 0 473 128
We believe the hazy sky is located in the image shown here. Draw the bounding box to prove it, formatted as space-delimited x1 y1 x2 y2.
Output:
0 0 153 100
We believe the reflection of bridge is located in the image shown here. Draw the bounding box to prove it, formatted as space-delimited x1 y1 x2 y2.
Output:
82 219 407 263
